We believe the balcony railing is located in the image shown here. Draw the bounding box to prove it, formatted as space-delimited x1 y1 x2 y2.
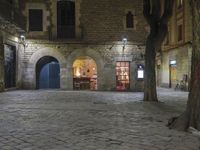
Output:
0 1 26 30
57 25 75 39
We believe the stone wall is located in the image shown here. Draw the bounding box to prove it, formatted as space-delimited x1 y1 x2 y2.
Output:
23 0 148 43
79 0 146 42
22 40 145 91
159 0 193 89
20 0 147 91
160 43 192 88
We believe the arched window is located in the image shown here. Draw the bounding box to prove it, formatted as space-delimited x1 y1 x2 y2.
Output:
126 11 134 28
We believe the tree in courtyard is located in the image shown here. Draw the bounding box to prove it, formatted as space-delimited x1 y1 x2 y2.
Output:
169 0 200 131
143 0 174 101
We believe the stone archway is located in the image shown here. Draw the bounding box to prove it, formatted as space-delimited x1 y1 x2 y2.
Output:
73 56 97 90
66 48 105 90
24 48 67 89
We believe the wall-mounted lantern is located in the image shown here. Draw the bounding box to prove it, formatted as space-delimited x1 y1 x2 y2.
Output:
19 33 28 48
122 37 127 51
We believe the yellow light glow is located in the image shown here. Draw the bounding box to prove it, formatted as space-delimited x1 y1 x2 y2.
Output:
75 68 81 77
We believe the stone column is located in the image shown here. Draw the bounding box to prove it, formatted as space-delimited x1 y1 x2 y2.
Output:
130 62 137 91
98 63 116 91
16 44 23 89
0 34 4 92
61 67 72 90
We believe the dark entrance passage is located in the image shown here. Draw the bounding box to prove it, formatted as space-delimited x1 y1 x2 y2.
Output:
57 0 75 39
4 45 16 89
36 56 60 89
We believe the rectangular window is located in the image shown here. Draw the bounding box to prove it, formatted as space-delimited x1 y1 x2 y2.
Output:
57 1 75 39
29 9 43 31
116 61 130 91
178 24 183 42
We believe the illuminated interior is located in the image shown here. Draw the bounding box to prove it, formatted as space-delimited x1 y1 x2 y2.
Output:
116 61 130 90
73 56 97 90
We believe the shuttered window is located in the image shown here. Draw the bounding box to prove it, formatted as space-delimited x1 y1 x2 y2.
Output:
29 9 43 31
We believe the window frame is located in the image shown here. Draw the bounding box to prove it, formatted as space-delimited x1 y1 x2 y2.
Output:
177 24 183 42
116 61 130 91
126 11 134 29
123 9 137 31
28 9 43 32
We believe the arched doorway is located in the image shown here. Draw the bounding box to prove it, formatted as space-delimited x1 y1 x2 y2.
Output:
73 56 97 90
36 56 60 89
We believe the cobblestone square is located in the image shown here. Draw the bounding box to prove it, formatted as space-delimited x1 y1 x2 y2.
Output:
0 88 199 150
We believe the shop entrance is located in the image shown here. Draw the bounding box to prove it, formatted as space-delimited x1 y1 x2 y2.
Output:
73 56 97 90
169 60 177 88
36 56 60 89
116 61 130 91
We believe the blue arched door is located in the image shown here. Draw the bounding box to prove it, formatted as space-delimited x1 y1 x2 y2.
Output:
36 56 60 89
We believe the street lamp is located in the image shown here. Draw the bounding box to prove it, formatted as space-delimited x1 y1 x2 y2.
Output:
122 38 127 51
122 38 127 45
19 34 28 48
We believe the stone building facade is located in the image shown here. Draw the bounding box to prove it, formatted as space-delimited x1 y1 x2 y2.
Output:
18 0 147 91
157 0 192 90
0 0 25 92
1 0 192 92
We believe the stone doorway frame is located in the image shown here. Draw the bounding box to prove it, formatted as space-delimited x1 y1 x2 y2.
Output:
26 48 67 89
66 48 104 90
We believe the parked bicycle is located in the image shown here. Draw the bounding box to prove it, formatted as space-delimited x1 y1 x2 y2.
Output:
174 80 187 91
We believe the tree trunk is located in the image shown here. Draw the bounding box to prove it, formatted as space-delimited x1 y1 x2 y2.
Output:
0 34 4 92
143 0 174 102
169 0 200 131
144 36 158 101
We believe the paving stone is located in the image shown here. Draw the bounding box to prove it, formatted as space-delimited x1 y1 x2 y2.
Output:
0 88 199 149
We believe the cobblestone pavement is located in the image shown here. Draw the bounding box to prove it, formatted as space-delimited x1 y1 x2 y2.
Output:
0 88 199 150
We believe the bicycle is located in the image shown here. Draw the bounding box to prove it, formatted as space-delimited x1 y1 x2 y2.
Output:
174 80 187 91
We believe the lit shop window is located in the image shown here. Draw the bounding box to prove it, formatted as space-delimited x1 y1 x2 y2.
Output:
116 61 130 91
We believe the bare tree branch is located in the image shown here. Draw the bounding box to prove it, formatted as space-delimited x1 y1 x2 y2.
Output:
155 0 174 51
161 0 174 25
155 24 168 50
143 0 151 24
143 0 174 102
152 0 161 21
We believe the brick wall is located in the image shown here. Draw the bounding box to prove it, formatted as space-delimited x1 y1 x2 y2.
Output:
80 0 147 42
24 0 148 43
